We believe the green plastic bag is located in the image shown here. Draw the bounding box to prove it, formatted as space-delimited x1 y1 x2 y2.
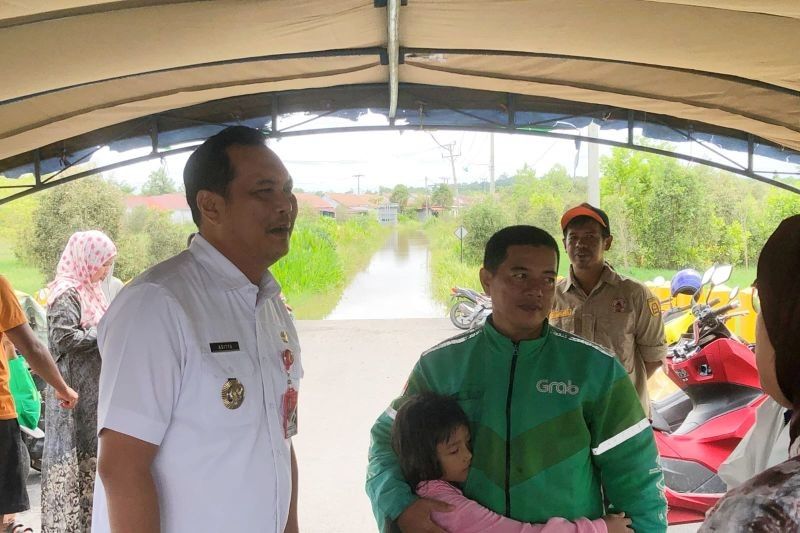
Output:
8 355 41 430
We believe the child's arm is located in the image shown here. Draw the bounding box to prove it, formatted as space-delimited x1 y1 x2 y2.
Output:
417 481 608 533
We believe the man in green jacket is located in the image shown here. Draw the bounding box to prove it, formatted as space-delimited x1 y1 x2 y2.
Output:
366 225 666 532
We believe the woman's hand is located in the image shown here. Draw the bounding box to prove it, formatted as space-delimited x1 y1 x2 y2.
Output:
602 512 632 533
56 385 79 409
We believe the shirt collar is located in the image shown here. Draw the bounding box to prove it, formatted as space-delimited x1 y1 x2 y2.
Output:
565 262 619 292
189 234 281 301
483 316 551 356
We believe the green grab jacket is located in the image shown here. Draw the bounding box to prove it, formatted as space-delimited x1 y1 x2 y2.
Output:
366 320 667 532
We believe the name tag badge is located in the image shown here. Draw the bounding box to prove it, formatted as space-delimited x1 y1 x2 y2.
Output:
209 341 240 353
283 386 298 438
549 308 573 320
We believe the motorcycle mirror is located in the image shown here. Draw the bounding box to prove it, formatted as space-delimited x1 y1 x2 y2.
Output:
702 265 716 304
692 287 703 302
711 264 732 286
729 287 739 300
701 265 715 286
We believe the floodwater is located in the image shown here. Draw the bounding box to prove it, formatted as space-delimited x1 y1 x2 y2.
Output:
325 230 445 319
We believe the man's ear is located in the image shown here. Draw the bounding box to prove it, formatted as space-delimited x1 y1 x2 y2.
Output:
196 190 224 227
604 234 613 251
479 267 492 295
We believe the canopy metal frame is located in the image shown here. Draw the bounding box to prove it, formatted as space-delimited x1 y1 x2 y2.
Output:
2 86 798 207
0 0 798 205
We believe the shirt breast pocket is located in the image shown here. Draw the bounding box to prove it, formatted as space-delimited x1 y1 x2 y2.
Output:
597 311 635 371
200 351 259 426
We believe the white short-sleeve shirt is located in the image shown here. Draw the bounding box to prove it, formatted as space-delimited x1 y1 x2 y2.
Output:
92 235 302 532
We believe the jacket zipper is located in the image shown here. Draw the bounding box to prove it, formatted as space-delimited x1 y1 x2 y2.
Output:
505 342 520 516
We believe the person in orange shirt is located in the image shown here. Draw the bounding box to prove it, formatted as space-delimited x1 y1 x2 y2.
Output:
0 275 78 532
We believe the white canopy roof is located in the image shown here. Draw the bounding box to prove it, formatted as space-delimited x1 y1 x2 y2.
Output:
1 1 798 182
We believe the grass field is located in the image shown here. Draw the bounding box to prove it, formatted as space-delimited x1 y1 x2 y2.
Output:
614 266 757 291
0 239 44 295
421 218 757 305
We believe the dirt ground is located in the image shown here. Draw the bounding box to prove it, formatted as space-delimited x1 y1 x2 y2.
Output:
18 319 699 532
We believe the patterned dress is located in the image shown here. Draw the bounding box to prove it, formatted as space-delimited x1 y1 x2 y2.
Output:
41 289 101 533
699 456 800 532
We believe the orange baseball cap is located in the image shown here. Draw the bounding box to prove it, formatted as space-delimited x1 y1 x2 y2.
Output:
560 203 610 233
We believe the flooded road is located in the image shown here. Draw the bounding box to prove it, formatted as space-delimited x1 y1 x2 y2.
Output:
326 230 445 319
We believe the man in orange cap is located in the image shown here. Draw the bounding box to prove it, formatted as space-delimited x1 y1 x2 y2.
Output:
550 203 665 414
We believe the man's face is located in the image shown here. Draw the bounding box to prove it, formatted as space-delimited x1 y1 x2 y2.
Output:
479 245 558 340
217 144 297 267
564 218 612 271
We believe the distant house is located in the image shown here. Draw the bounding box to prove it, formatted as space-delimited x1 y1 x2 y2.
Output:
124 193 192 224
294 192 336 217
323 193 385 219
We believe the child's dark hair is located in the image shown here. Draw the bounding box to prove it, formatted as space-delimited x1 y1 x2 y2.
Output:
391 392 470 487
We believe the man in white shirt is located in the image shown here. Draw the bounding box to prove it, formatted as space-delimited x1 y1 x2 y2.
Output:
93 126 301 532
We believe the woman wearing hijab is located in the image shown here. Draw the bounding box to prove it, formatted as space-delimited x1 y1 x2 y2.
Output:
700 214 800 531
41 230 117 533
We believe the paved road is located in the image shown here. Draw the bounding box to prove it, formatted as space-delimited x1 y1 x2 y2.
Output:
18 319 699 532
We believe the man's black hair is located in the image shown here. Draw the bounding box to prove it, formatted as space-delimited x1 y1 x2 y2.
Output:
483 225 560 273
391 392 470 487
183 126 267 226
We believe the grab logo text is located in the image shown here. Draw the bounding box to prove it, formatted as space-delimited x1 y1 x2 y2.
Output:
536 379 580 395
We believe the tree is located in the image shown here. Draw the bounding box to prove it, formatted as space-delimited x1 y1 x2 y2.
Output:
461 199 509 263
390 184 411 211
431 183 453 207
114 206 191 280
141 166 178 196
22 177 124 279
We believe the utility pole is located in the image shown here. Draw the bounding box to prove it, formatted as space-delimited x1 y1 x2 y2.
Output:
353 173 363 195
442 142 459 201
424 176 429 213
587 122 600 207
427 133 460 203
489 132 496 195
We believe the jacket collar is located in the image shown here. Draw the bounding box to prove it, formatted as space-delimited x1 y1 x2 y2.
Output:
482 316 551 357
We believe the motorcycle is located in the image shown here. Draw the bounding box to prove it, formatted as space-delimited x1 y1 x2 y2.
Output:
448 287 492 330
651 264 766 524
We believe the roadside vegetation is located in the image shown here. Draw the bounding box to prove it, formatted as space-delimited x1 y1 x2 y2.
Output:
415 145 797 305
0 174 391 319
2 143 796 314
272 209 390 319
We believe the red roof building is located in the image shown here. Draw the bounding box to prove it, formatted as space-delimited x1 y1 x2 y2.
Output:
124 193 192 224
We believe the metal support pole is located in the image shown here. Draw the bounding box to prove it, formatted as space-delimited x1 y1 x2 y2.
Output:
506 93 515 127
387 0 400 119
627 110 634 146
489 132 495 195
588 122 600 206
149 118 159 154
271 95 279 135
33 150 41 186
747 134 754 173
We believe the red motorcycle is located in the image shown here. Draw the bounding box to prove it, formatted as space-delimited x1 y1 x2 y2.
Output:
650 265 766 524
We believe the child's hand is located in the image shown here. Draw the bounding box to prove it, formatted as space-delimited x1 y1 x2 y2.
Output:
602 512 632 533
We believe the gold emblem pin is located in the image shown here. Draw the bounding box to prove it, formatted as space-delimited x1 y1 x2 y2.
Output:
280 330 289 343
221 378 245 409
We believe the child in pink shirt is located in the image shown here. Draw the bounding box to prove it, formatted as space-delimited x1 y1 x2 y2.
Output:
391 393 632 533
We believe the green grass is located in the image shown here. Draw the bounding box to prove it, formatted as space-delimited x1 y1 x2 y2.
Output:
0 240 45 295
422 218 758 306
612 266 757 290
273 215 391 319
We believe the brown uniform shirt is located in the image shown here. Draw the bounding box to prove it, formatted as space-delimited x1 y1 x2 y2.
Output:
549 264 665 414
